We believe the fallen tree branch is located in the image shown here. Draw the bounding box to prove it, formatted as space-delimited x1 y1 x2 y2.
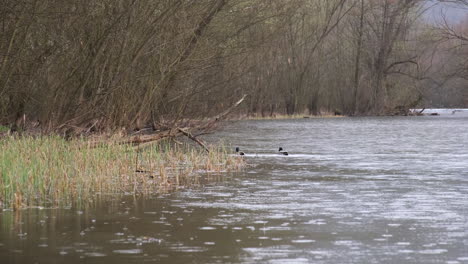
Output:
214 94 248 120
177 127 210 153
87 129 183 148
88 94 247 149
201 94 247 132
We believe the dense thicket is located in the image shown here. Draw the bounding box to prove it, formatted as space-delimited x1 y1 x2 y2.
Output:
1 0 467 133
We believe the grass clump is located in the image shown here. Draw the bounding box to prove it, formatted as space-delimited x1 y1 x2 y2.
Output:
0 125 10 133
0 136 244 210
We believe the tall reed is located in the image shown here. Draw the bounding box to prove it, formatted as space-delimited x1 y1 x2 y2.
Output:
0 136 244 209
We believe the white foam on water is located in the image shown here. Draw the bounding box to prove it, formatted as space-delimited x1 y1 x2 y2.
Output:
292 239 315 244
84 252 107 257
419 249 448 255
112 249 143 254
198 226 216 230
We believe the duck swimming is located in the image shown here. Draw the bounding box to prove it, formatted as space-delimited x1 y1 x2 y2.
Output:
279 147 288 156
235 147 245 156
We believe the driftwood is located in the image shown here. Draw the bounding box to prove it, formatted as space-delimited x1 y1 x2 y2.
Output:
197 94 247 133
88 129 181 148
177 128 210 153
175 94 246 150
88 94 247 150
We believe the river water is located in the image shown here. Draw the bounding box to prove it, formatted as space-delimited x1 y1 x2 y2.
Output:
1 114 468 263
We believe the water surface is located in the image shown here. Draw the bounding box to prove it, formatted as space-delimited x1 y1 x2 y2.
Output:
1 115 468 263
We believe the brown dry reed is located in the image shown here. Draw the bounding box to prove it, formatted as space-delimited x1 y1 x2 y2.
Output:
0 136 244 210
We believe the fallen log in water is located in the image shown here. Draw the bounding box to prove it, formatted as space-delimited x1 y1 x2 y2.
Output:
88 94 247 150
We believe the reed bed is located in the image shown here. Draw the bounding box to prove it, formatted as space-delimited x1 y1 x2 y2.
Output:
0 136 244 210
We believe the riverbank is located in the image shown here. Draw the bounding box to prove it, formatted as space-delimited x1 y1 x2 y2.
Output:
0 136 244 210
237 113 345 120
